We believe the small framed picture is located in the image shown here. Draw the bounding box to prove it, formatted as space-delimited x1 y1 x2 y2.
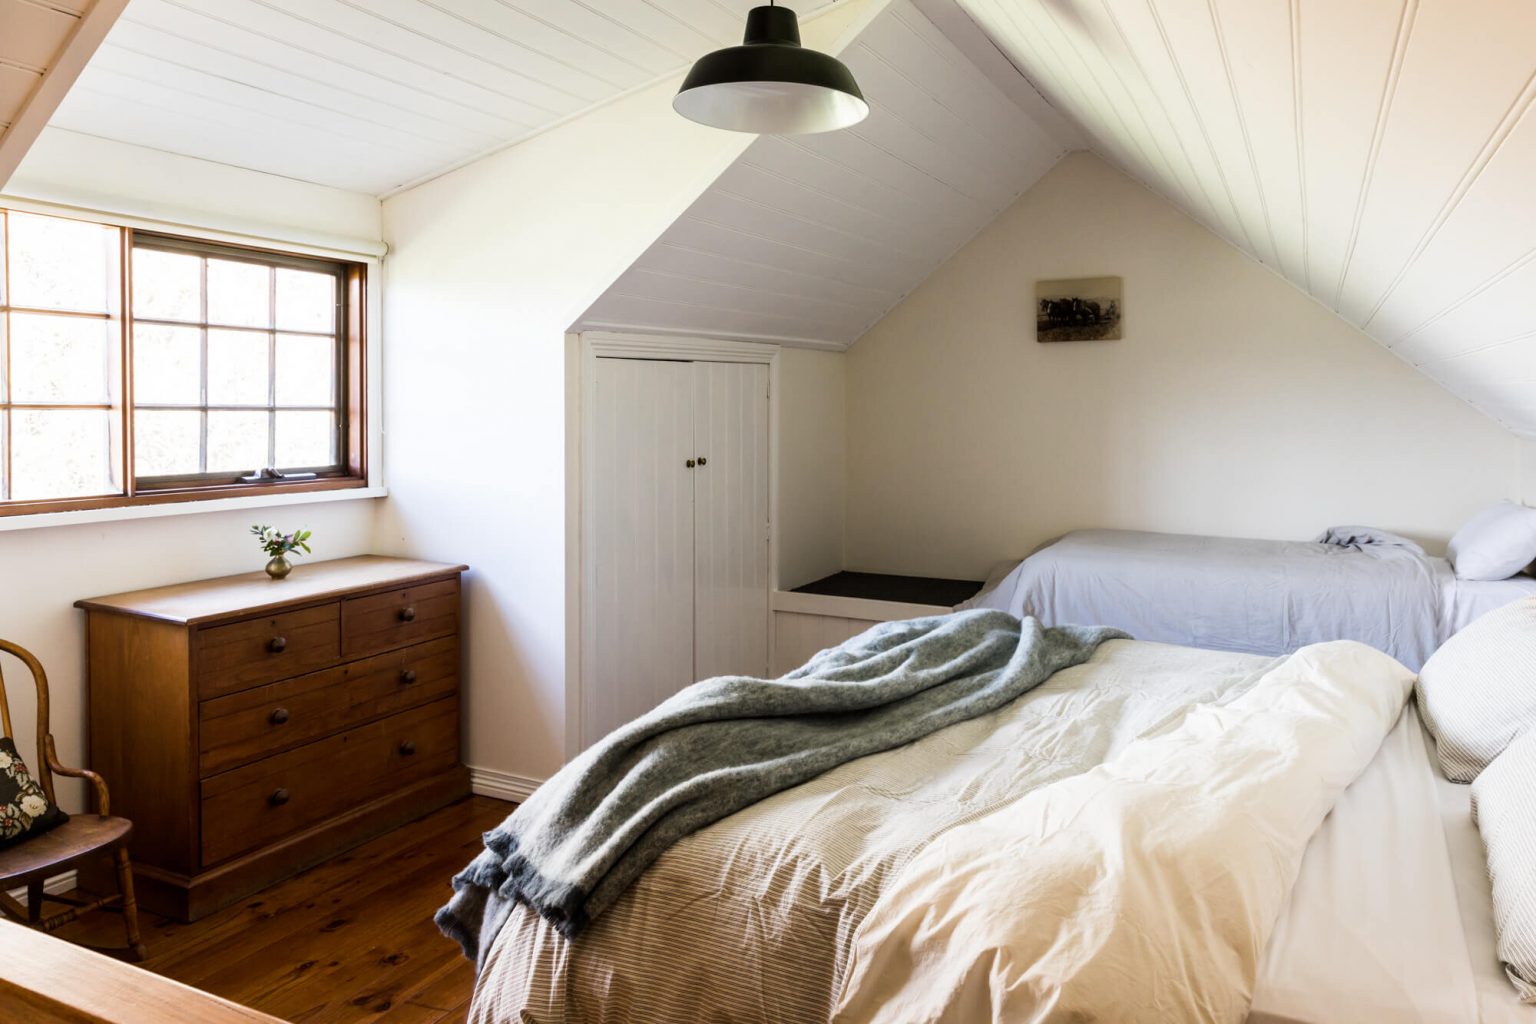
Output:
1036 276 1122 342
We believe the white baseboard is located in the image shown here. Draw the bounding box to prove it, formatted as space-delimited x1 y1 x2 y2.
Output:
468 766 543 803
6 870 77 907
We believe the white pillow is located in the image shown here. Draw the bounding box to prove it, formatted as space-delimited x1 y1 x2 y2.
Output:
1447 502 1536 581
1471 727 1536 1003
1417 597 1536 782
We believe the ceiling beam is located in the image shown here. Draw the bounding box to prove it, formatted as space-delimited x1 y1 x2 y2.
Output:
0 0 129 190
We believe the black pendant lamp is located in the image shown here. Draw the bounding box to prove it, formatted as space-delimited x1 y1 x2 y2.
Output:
673 3 869 134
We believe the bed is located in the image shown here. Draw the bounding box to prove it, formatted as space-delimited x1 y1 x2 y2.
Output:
964 528 1536 671
460 637 1536 1024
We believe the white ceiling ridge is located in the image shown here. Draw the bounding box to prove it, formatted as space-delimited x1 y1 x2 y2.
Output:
1419 327 1536 367
1205 0 1285 273
243 0 589 110
1328 0 1418 309
678 210 912 281
1390 246 1536 348
621 262 885 314
654 240 904 302
80 61 422 157
729 156 961 250
774 132 990 213
100 29 501 148
600 288 869 334
1361 68 1536 328
129 0 540 133
708 183 939 265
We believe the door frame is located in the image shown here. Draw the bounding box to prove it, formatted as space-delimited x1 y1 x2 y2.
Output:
566 331 780 761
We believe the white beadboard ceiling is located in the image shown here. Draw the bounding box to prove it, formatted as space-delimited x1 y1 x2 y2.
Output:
40 0 840 195
575 0 1077 347
0 0 127 184
943 0 1536 437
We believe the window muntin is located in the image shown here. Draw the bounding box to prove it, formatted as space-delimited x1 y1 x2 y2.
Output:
0 208 365 515
130 236 347 486
0 211 125 502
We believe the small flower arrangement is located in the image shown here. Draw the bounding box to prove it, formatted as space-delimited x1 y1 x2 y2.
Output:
252 525 312 579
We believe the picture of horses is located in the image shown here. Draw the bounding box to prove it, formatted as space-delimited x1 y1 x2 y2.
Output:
1035 276 1122 342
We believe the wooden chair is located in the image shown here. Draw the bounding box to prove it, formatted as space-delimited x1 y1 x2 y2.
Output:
0 640 145 961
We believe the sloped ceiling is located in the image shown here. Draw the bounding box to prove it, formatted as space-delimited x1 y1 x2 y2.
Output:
0 0 127 185
949 0 1536 436
575 0 1078 346
38 0 839 196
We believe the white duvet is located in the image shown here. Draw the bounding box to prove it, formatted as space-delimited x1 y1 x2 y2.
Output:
832 641 1414 1024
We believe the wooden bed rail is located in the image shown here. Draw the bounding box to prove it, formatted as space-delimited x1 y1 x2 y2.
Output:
0 921 288 1023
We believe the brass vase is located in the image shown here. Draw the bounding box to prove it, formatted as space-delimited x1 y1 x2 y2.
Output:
265 554 292 580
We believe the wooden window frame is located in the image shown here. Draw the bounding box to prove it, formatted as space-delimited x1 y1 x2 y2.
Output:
0 214 368 518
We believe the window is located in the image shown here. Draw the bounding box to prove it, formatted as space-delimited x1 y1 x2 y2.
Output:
0 208 366 515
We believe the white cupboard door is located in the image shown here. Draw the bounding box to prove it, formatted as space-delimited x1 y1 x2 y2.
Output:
692 361 770 680
582 357 696 748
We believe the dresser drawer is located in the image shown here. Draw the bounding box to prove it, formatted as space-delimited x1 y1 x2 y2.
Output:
341 577 459 659
199 636 460 777
199 697 459 867
196 603 341 699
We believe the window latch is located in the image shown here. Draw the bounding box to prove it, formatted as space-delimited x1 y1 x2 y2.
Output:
239 467 319 483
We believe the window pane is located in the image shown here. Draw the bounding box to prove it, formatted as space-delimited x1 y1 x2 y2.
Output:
10 409 116 500
134 410 201 477
133 324 201 405
275 334 335 406
274 411 334 468
9 313 115 404
8 212 118 314
206 259 270 328
275 268 336 333
206 410 268 473
207 329 269 405
132 248 201 322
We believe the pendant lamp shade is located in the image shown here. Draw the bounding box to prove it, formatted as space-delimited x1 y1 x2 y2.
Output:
673 5 869 134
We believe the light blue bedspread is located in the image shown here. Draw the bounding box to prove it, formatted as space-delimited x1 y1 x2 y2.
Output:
970 528 1444 670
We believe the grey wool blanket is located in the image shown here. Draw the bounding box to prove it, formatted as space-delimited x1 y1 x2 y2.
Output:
436 609 1126 961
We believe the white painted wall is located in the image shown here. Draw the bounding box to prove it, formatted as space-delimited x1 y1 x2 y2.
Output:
776 348 846 590
379 0 881 784
0 132 384 812
845 152 1521 580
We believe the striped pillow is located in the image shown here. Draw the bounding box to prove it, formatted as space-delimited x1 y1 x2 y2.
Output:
1417 598 1536 782
1471 727 1536 1003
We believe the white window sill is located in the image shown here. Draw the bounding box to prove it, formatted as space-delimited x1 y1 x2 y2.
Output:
0 484 387 533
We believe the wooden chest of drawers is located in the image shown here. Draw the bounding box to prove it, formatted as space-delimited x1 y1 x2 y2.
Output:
76 556 471 921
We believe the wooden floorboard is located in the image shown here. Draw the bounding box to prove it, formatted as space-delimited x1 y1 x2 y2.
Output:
53 795 511 1024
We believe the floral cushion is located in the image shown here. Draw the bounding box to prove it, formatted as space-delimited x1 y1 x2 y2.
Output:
0 737 68 849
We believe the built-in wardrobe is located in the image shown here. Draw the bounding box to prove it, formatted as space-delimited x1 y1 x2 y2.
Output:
580 349 770 749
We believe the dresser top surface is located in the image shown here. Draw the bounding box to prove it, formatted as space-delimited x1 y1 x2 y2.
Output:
75 555 468 625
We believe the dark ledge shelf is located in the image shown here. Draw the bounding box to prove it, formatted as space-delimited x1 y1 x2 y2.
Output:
791 571 983 608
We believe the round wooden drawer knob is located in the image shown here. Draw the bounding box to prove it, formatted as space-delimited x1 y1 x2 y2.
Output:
398 607 417 623
269 788 290 806
269 707 290 725
398 741 417 757
399 669 417 685
267 636 287 653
